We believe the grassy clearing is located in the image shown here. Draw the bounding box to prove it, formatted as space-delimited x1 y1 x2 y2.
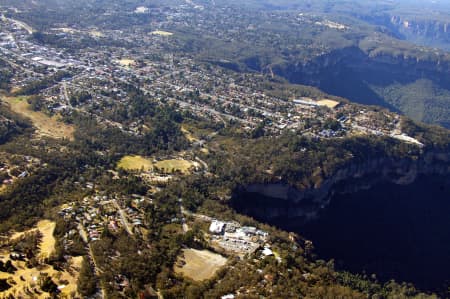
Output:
37 220 56 260
57 27 79 34
0 256 81 298
317 99 340 109
174 249 227 281
0 221 80 298
151 30 173 36
211 135 240 151
154 159 195 174
2 96 75 140
8 220 56 259
0 184 7 194
118 155 197 174
181 125 198 142
117 155 153 171
118 59 135 67
183 122 216 138
89 30 104 38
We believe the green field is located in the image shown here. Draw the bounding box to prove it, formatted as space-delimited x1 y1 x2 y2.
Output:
154 159 195 174
117 155 153 171
117 156 196 174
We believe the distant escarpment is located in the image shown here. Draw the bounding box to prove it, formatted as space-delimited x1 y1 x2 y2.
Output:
230 144 450 293
266 46 450 128
231 149 450 223
389 16 450 46
359 13 450 51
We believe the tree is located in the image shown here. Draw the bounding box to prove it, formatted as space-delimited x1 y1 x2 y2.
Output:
77 256 97 296
40 274 58 294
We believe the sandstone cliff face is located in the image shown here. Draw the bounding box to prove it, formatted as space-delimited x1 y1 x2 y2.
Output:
267 45 450 126
355 12 450 50
389 15 450 49
272 46 450 86
236 150 450 222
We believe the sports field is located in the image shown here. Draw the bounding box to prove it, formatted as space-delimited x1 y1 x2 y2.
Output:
174 248 227 281
117 155 153 171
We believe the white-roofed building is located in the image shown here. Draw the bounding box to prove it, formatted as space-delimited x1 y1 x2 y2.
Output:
209 220 225 234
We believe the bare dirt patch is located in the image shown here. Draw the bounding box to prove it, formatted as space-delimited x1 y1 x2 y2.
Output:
317 99 340 109
174 248 227 281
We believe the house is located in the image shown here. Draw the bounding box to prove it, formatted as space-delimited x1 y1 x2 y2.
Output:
262 246 274 257
18 171 28 178
139 285 158 299
293 98 319 107
209 220 225 234
10 252 25 261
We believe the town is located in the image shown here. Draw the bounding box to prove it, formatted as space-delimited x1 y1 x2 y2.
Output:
209 219 269 256
0 5 424 148
0 1 447 298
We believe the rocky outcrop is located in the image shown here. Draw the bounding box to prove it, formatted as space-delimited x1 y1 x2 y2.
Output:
233 150 450 223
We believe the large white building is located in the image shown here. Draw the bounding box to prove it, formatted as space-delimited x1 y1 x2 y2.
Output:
209 220 225 234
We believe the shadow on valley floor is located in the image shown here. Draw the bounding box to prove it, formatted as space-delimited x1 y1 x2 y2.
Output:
232 175 450 294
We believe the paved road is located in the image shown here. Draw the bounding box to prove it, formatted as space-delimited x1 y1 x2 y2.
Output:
77 223 105 298
112 199 134 235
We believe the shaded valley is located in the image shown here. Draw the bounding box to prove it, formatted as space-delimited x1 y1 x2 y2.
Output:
268 47 450 128
232 174 450 293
